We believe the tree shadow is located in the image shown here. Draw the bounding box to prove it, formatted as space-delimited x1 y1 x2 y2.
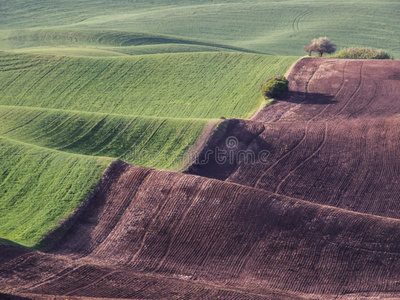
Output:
279 91 338 105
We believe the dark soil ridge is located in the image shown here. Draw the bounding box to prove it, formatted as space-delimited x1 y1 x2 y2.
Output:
3 164 400 298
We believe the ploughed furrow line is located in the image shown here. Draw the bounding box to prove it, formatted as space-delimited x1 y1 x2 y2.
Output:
51 164 152 258
332 61 364 118
0 248 310 300
189 117 400 219
254 58 400 122
274 122 328 194
3 162 400 298
299 60 364 122
188 58 400 219
252 57 322 122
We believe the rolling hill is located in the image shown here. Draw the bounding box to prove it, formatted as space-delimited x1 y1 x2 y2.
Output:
188 58 400 218
0 105 211 169
0 52 297 119
1 0 400 299
2 162 400 299
1 0 399 57
0 50 296 251
0 137 112 248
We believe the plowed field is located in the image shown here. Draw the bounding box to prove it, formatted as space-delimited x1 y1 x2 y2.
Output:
3 161 400 299
189 58 400 218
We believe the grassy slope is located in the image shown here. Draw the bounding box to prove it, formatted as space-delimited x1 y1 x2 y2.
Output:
12 47 129 57
1 0 398 57
0 105 209 170
12 45 233 56
4 29 255 54
0 137 112 248
0 52 297 119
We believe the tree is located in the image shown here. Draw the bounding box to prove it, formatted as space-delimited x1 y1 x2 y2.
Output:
303 45 313 56
260 76 289 99
304 37 336 57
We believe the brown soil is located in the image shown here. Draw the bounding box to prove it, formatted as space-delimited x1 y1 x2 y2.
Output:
2 58 400 299
188 58 400 218
252 58 400 122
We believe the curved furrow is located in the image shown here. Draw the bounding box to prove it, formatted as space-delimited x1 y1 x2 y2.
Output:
125 175 185 266
64 270 120 297
84 168 162 262
152 179 213 273
306 60 346 122
253 122 309 188
128 175 208 272
253 121 326 193
333 61 364 117
346 78 379 119
274 122 328 194
51 164 151 257
272 59 321 123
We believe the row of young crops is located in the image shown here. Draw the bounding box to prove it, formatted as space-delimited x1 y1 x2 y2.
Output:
0 52 296 119
0 105 210 169
1 1 398 57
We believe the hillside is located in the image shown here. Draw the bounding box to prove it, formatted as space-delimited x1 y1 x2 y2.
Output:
0 50 296 250
0 52 296 119
1 0 399 57
1 56 400 299
0 103 210 248
2 163 400 299
0 138 112 248
0 105 210 169
188 58 400 218
1 0 399 299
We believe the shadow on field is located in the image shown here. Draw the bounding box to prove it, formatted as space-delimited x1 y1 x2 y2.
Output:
0 293 31 300
282 91 337 105
185 119 272 181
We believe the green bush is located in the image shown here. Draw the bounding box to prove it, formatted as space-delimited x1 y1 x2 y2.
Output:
260 75 289 99
332 48 394 59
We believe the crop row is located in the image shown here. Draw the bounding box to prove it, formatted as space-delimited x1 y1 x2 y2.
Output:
0 105 210 170
0 137 112 247
0 52 297 119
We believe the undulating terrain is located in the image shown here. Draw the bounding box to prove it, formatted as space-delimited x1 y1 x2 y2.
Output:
2 57 400 299
1 0 399 57
1 0 400 299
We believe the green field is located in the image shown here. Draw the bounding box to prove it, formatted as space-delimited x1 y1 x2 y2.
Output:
0 52 297 119
0 104 211 247
0 137 112 248
1 0 398 57
0 105 210 170
13 47 129 57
